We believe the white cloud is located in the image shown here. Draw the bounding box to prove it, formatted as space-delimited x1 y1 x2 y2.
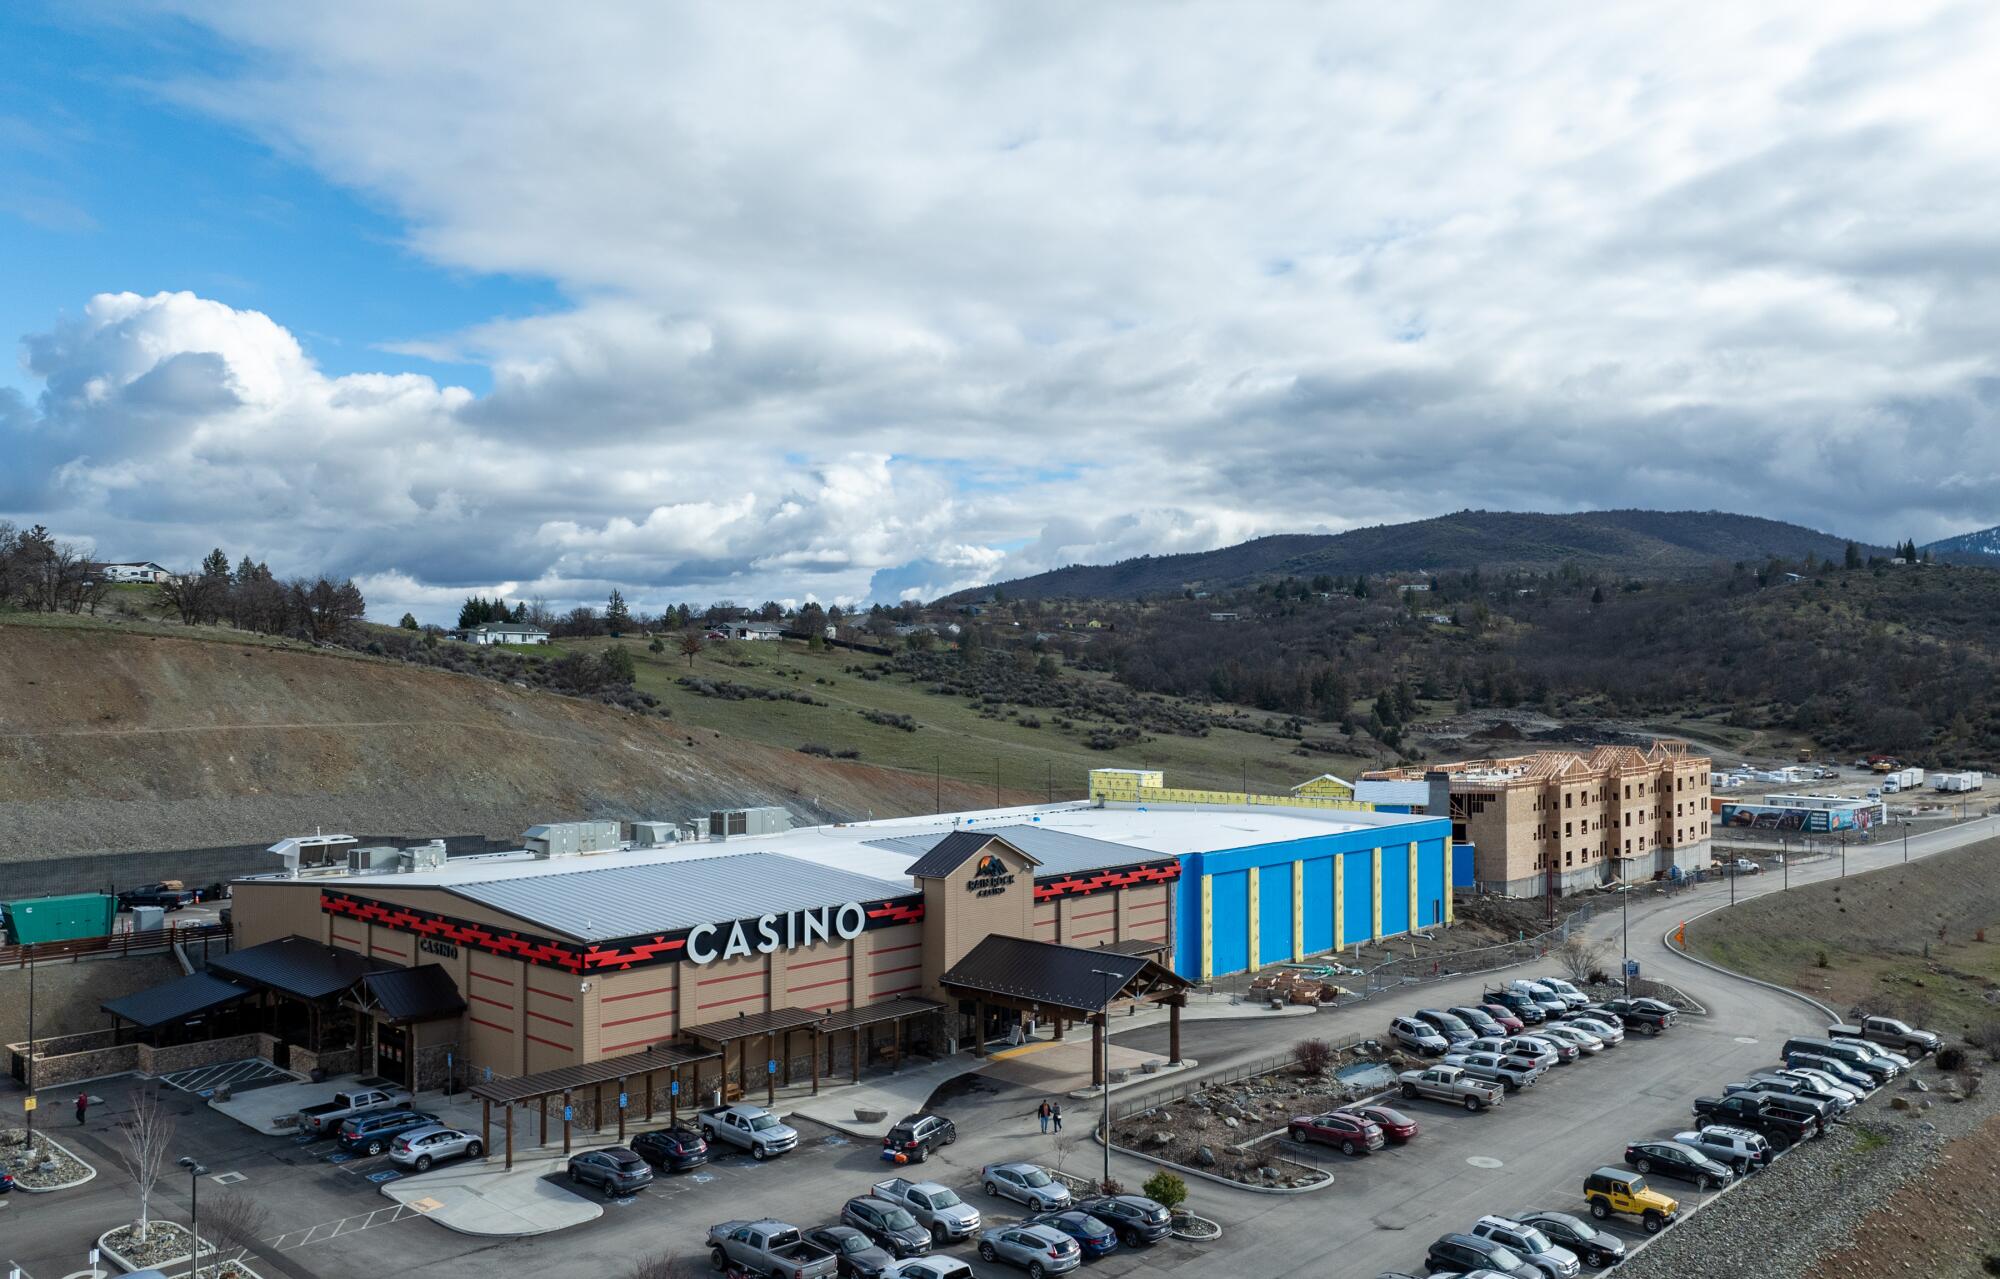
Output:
8 3 2000 619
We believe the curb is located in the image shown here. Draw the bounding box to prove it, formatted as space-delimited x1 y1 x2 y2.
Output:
95 1224 265 1277
10 1132 99 1192
1662 907 1838 1021
1091 1125 1335 1196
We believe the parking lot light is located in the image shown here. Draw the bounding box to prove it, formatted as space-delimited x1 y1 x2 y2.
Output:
177 1155 208 1279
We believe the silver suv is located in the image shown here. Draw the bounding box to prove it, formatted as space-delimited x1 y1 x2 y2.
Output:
976 1222 1081 1277
1470 1214 1580 1278
1673 1125 1771 1174
388 1124 483 1171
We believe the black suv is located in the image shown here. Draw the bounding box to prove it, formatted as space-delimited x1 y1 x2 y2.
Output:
1425 1231 1529 1274
336 1109 439 1156
1516 1211 1626 1270
1077 1195 1173 1248
804 1225 897 1279
882 1113 957 1163
840 1196 930 1258
630 1125 709 1172
566 1147 654 1196
1624 1140 1733 1191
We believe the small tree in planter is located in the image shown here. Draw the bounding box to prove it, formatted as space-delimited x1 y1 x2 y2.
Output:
1142 1170 1188 1222
202 1190 271 1278
114 1085 176 1246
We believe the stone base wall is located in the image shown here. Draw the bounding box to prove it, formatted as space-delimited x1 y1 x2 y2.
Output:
290 1046 359 1078
414 1043 458 1091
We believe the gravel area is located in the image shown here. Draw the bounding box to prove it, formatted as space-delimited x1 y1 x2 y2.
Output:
0 1127 96 1188
103 1220 202 1270
1616 1061 1999 1279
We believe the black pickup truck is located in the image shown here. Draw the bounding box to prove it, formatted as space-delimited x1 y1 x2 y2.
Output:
1588 997 1676 1035
117 883 197 911
1691 1093 1814 1151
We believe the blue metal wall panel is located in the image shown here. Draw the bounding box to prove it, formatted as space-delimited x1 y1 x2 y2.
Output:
1341 850 1373 942
1302 857 1335 954
1380 846 1411 939
1258 867 1293 967
1417 839 1447 927
1174 853 1204 979
1452 842 1476 887
1209 870 1250 977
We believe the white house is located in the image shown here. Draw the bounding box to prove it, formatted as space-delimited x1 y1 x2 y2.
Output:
725 621 784 641
464 622 550 646
99 562 173 584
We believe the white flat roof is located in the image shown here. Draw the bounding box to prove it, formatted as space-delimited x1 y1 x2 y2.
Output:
252 798 1436 897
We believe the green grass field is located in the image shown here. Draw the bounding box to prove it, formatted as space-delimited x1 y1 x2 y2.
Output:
556 634 1375 801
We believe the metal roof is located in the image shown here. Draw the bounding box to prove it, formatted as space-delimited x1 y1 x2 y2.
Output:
1351 779 1433 807
869 824 1157 879
680 1005 828 1043
903 830 1040 880
359 964 466 1023
939 936 1189 1014
447 852 915 942
817 996 943 1036
209 935 395 1001
102 972 253 1029
470 1042 721 1105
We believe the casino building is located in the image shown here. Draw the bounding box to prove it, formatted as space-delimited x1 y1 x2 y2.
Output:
168 771 1447 1157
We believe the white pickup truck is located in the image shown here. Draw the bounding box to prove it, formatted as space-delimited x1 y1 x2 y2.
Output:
698 1103 800 1159
296 1086 412 1136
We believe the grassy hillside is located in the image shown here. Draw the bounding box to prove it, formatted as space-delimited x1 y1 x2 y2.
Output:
954 509 1880 601
1688 836 2000 1037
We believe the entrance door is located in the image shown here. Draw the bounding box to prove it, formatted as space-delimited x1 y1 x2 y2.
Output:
376 1023 409 1086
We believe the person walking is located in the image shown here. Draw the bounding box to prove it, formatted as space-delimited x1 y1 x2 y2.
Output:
74 1092 88 1125
1037 1099 1052 1134
1051 1102 1063 1133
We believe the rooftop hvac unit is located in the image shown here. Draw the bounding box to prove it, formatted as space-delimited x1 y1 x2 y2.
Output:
401 840 448 871
265 833 361 876
348 845 404 873
629 821 681 847
707 806 793 840
524 820 623 858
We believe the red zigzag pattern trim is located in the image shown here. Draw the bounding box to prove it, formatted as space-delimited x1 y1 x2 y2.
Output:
1033 859 1181 903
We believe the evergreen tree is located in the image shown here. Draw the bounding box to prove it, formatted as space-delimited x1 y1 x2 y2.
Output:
200 548 231 582
1590 585 1605 606
1352 576 1370 599
399 612 419 630
605 588 631 635
1844 541 1862 570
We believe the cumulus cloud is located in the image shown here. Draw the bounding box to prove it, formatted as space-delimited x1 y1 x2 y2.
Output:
7 3 2000 620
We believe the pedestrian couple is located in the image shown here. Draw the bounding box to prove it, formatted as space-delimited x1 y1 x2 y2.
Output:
1037 1099 1063 1134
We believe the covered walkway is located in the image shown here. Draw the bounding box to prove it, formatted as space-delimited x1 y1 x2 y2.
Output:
469 1042 721 1169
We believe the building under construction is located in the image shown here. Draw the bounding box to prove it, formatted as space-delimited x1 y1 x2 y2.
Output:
1366 740 1711 896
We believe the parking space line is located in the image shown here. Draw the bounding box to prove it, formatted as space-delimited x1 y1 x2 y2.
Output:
266 1201 434 1252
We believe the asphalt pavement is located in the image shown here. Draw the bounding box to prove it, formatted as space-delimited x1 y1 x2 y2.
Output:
6 812 1990 1279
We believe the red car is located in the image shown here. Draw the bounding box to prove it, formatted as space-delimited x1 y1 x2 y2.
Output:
1481 1003 1526 1033
1339 1103 1419 1145
1286 1110 1385 1155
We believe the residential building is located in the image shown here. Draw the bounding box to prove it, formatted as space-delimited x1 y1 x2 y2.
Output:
97 561 173 583
1364 740 1711 896
462 622 550 646
725 621 784 641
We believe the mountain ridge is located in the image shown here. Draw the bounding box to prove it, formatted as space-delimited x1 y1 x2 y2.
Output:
949 509 1886 602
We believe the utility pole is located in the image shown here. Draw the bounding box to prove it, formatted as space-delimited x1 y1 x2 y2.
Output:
1090 969 1118 1192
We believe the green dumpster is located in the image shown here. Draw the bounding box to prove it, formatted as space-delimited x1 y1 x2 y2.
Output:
1 892 117 945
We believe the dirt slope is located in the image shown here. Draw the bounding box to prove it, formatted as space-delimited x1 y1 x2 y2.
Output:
0 624 1021 860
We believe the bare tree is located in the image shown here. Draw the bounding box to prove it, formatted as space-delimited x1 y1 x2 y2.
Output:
158 569 222 626
115 1085 177 1245
679 632 703 668
620 1255 707 1279
198 1190 271 1277
1554 934 1610 984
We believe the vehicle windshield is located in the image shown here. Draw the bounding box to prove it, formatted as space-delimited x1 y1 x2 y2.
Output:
1487 1244 1524 1269
929 1187 963 1207
882 1208 918 1231
1514 1226 1552 1252
833 1235 869 1254
1020 1169 1052 1187
749 1115 779 1131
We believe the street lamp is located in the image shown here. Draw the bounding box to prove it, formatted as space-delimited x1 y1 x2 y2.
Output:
1089 968 1119 1192
177 1156 208 1279
1619 884 1630 999
1903 820 1910 864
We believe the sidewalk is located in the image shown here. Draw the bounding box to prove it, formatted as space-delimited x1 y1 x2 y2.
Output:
380 1152 602 1236
210 1072 486 1137
787 1053 984 1138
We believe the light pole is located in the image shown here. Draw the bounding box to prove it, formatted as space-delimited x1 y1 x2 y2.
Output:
1619 885 1630 998
24 956 34 1154
1903 821 1910 864
1089 968 1118 1191
178 1156 208 1279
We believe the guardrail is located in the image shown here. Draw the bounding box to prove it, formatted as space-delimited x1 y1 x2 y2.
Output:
0 921 228 968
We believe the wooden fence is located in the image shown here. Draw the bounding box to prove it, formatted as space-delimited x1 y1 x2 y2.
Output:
0 921 228 968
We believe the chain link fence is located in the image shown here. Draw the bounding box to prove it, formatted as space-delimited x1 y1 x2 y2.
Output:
1337 901 1596 1001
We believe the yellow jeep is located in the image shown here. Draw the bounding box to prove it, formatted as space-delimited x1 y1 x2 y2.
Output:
1583 1166 1679 1233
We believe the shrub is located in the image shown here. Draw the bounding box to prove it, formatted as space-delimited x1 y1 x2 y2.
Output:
797 744 832 757
1292 1037 1335 1076
1096 1176 1123 1196
1141 1170 1188 1214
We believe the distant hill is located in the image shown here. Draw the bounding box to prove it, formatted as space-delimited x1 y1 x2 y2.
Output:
953 509 1882 601
1926 524 2000 562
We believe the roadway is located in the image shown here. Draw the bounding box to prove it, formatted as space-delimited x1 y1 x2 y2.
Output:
5 814 1990 1279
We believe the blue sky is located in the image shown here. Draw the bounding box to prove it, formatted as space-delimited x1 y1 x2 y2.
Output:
0 4 558 398
3 3 1997 623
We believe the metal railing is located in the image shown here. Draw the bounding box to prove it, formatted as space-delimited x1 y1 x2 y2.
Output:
1336 902 1595 1000
0 920 228 968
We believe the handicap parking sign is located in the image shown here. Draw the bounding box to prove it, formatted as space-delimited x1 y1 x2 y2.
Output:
564 1105 574 1121
670 1079 680 1096
767 1059 777 1075
619 1092 628 1110
1624 959 1640 977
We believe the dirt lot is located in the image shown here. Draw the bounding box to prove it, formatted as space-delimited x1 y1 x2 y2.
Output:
1689 836 2000 1032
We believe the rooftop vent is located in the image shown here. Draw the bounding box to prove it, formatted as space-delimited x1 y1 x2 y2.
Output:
707 806 793 840
266 833 360 877
524 820 623 859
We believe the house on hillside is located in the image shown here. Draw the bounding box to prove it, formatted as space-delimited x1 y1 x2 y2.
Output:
724 621 784 641
462 622 550 646
1208 611 1240 622
97 561 173 584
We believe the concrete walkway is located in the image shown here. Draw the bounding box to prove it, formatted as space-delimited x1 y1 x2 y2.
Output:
380 1152 603 1236
210 1071 487 1137
786 1053 983 1138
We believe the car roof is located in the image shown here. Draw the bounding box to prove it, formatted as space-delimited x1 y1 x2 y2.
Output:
397 1123 452 1139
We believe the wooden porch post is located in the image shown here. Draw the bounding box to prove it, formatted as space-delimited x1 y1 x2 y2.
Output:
811 1033 820 1095
669 1067 678 1127
594 1081 604 1132
539 1095 548 1146
561 1089 572 1155
853 1026 862 1083
765 1032 776 1107
782 1028 793 1086
1168 997 1183 1065
481 1097 491 1158
617 1076 627 1142
645 1070 655 1122
893 1017 904 1073
505 1102 514 1170
974 1000 987 1057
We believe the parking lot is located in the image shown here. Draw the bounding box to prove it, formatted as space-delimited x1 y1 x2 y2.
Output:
6 813 1990 1279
